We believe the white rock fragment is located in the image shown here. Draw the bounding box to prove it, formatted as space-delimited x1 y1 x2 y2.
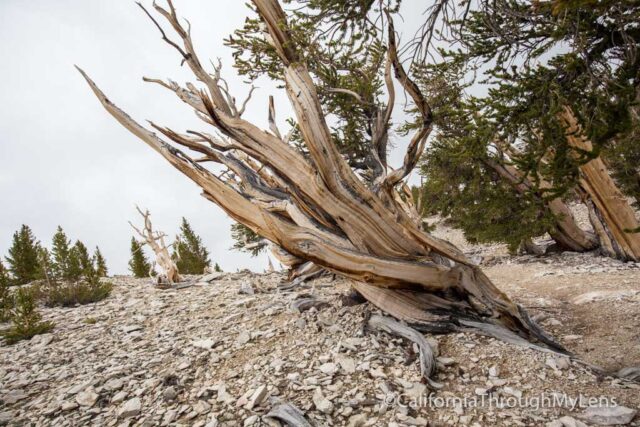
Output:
578 405 637 426
236 331 251 345
335 355 356 374
545 416 588 427
192 338 216 349
75 388 98 407
118 397 141 418
313 388 334 414
245 385 268 410
319 362 338 375
488 365 500 377
239 282 255 295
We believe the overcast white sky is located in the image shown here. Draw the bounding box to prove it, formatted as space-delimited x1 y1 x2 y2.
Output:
0 0 424 275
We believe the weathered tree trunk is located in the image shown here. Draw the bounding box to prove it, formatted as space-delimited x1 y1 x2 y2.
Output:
130 207 181 284
486 158 598 252
78 0 563 352
559 107 640 261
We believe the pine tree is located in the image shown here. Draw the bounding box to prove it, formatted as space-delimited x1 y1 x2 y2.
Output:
173 218 210 274
0 261 8 289
36 247 54 284
2 288 54 344
129 237 152 278
5 225 41 286
0 261 12 322
50 226 73 281
230 223 267 257
214 263 222 272
67 247 83 282
93 247 108 277
73 240 95 279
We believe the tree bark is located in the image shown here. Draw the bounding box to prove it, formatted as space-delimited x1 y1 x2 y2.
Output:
129 207 181 284
559 107 640 261
78 0 563 352
486 158 598 252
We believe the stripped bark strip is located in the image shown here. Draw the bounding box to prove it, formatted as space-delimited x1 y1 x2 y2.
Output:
368 314 440 387
78 0 563 351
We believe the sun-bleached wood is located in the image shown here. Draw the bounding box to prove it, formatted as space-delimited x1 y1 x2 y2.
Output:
560 107 640 261
129 206 181 284
78 0 563 351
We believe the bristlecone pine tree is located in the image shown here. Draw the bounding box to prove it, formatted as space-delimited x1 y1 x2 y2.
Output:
79 0 563 350
129 237 153 278
412 0 640 260
50 226 76 281
173 218 211 274
73 241 94 279
0 261 12 322
130 207 181 284
5 225 41 286
2 288 54 345
93 247 108 277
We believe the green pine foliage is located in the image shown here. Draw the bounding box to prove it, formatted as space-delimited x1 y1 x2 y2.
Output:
73 241 95 279
36 247 54 283
50 226 74 281
93 247 108 277
226 2 397 178
5 225 41 286
406 0 640 249
230 223 266 257
173 218 210 274
129 237 152 278
214 263 222 273
40 278 112 308
0 261 13 322
1 287 54 345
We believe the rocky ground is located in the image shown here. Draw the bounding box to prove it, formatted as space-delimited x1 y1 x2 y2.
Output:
1 226 640 426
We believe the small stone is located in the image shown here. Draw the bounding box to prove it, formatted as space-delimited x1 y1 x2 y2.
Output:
578 405 637 426
556 357 570 370
474 388 488 396
245 385 268 410
437 357 455 366
163 386 178 401
239 282 255 295
546 416 588 427
488 365 500 377
313 388 334 414
244 415 259 426
61 401 79 411
459 415 473 424
237 331 251 345
347 413 367 427
104 378 124 391
76 389 99 407
31 334 54 348
112 391 127 403
193 400 211 415
501 387 522 398
286 372 300 381
335 355 356 374
369 368 386 378
319 362 338 375
563 335 583 341
192 338 216 350
2 390 27 405
118 397 142 418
